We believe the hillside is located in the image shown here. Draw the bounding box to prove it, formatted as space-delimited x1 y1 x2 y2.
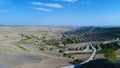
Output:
0 26 73 68
0 26 120 68
62 27 120 43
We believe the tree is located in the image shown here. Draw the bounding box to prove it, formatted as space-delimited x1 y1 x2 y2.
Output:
104 49 117 59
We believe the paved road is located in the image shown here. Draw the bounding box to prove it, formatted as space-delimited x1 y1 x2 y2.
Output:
81 42 96 64
61 42 97 68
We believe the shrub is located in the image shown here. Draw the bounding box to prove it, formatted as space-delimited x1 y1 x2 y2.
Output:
104 49 117 59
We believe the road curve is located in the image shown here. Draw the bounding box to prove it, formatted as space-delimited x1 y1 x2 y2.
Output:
61 42 97 68
81 42 96 64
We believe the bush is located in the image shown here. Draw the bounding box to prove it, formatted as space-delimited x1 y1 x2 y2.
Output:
104 49 117 59
39 48 44 51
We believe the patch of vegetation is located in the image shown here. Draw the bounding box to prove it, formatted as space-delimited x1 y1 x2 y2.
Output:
109 58 120 63
98 42 120 53
61 37 74 45
19 34 48 49
16 45 29 51
0 40 4 42
43 38 60 48
19 34 32 40
97 42 120 59
38 45 47 51
39 47 45 51
104 49 117 59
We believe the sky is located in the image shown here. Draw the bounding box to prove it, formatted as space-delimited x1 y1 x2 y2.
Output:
0 0 120 26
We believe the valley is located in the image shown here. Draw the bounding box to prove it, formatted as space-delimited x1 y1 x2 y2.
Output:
0 26 120 68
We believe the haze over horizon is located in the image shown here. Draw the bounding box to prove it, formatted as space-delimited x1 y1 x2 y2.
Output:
0 0 120 26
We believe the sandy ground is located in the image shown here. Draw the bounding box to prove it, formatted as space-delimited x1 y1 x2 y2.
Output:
117 49 120 59
21 58 73 68
0 45 73 68
0 26 108 68
0 26 73 68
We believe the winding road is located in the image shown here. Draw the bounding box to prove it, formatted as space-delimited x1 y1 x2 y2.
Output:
61 42 97 68
81 42 96 64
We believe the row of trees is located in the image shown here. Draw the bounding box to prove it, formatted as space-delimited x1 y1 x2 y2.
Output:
98 42 119 59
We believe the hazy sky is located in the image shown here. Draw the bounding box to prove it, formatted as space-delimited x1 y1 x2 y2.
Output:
0 0 120 26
